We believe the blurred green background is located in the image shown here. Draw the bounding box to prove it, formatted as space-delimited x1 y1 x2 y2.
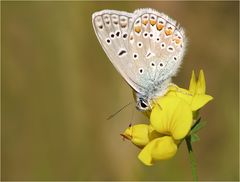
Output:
2 1 239 181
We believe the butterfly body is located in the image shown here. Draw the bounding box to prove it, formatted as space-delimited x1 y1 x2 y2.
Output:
92 8 186 111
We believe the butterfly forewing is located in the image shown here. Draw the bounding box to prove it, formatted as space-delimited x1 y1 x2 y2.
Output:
92 10 146 93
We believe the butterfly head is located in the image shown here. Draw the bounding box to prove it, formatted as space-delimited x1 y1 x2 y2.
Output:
136 96 151 111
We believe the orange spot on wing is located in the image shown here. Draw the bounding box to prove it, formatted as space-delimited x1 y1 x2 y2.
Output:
134 26 141 33
142 19 148 25
175 38 181 44
156 24 164 30
150 19 156 26
173 36 181 44
165 29 173 36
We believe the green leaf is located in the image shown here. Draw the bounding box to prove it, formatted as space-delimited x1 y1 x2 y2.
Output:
190 118 207 135
190 133 200 143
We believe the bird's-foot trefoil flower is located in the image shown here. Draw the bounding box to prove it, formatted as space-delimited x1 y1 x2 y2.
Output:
121 70 213 177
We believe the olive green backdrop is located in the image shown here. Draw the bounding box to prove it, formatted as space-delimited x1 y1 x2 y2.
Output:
2 1 239 181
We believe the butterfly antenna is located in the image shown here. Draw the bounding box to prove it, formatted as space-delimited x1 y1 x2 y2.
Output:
107 102 133 120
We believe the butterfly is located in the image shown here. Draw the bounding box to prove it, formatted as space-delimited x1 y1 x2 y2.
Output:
92 8 186 111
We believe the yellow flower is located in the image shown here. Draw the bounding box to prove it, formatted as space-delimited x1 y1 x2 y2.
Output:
122 124 151 148
122 96 192 165
166 70 213 111
151 96 192 140
121 70 213 166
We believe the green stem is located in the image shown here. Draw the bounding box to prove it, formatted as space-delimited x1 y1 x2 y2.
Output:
185 136 198 181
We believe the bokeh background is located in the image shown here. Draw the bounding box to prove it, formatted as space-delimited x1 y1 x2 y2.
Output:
2 1 239 181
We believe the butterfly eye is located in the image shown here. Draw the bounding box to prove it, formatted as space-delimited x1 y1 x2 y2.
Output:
140 101 147 109
139 99 148 109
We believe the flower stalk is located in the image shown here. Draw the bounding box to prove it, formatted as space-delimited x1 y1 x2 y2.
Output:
186 136 198 181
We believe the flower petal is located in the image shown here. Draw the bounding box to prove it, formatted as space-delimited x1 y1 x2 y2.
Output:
196 70 206 94
191 95 213 111
151 96 192 140
138 136 177 166
166 86 193 106
122 124 150 147
189 70 197 94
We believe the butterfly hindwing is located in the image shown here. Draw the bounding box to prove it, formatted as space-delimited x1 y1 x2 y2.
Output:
128 9 186 93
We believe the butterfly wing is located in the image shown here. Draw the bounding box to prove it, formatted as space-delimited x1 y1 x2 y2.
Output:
92 10 146 93
92 9 186 96
127 9 186 94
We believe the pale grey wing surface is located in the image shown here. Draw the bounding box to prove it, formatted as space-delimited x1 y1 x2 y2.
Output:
92 10 147 94
126 8 186 93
